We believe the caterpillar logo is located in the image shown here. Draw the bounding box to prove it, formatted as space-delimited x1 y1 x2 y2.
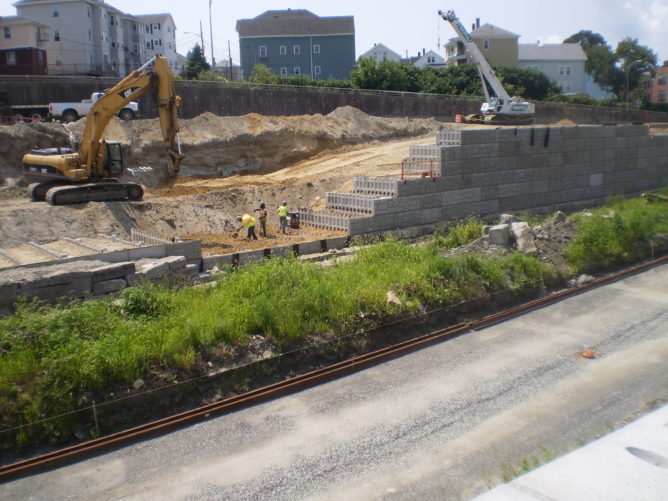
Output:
511 104 530 111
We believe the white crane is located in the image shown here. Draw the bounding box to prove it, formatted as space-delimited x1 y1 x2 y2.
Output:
439 9 535 124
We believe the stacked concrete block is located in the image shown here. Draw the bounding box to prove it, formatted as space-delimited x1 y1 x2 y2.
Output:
297 211 351 231
352 177 399 196
325 193 376 214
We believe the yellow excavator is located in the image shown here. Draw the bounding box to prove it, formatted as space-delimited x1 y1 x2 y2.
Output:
23 55 184 205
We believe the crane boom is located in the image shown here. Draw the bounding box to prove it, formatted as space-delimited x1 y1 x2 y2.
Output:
438 9 534 124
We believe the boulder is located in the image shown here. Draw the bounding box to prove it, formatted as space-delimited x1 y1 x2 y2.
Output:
488 224 510 247
510 222 538 254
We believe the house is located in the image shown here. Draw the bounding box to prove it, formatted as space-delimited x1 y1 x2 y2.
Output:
359 43 401 63
413 49 445 69
236 9 355 80
518 43 587 94
214 59 243 81
642 64 668 104
444 19 519 67
135 14 178 73
0 15 48 74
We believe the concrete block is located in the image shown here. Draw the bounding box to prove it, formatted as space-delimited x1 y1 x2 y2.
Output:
271 246 295 258
138 261 170 281
186 263 201 279
420 192 443 209
510 222 537 254
0 282 19 313
93 279 127 295
419 207 443 225
128 245 166 260
96 249 130 263
90 262 135 283
444 199 499 219
498 181 548 199
238 249 265 265
589 173 604 186
442 187 482 206
459 128 500 145
166 240 202 261
19 276 93 304
161 255 186 272
489 224 510 246
326 237 348 250
297 240 324 255
201 254 235 271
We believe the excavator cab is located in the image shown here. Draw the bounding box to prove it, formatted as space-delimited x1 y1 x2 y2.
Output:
102 141 124 178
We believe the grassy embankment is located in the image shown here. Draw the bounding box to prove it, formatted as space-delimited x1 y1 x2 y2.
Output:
1 191 667 450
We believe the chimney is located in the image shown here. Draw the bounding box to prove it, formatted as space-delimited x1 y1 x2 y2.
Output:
476 18 480 28
472 23 475 31
423 48 426 56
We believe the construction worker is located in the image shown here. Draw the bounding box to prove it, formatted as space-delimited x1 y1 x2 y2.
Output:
236 214 258 240
277 201 288 234
253 201 268 237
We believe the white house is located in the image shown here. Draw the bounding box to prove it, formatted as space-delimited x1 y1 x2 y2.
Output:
359 43 401 63
413 49 445 69
134 13 178 72
518 43 587 94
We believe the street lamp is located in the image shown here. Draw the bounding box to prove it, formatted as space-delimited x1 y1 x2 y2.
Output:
209 0 215 68
625 59 643 111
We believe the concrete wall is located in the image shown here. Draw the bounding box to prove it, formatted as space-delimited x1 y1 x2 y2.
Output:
2 77 668 123
307 125 668 235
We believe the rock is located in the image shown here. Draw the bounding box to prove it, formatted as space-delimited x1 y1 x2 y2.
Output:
499 214 519 225
488 224 510 247
550 211 567 224
510 222 538 254
482 225 491 237
576 274 596 286
132 378 145 390
386 290 402 306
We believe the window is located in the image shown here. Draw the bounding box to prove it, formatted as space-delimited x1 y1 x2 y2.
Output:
110 15 114 26
313 44 320 54
153 23 161 30
6 51 16 65
483 40 489 50
659 74 666 85
280 67 288 76
146 41 151 49
566 66 571 75
153 39 161 47
89 29 91 41
88 7 91 17
294 66 301 75
314 65 321 75
259 45 267 57
3 27 10 39
293 45 300 55
53 7 59 17
659 91 666 102
280 45 286 55
145 25 150 33
54 30 60 42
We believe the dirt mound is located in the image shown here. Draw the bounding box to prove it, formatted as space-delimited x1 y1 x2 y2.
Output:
0 121 71 180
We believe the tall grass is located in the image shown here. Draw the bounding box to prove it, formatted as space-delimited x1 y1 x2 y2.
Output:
0 239 553 449
565 192 668 273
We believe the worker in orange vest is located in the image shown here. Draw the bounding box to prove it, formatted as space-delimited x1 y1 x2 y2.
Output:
236 214 258 240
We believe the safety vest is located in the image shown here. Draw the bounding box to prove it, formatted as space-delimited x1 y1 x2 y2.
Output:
278 206 288 217
241 214 255 227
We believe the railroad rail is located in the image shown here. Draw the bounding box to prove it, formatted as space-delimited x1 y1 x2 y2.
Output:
1 254 666 483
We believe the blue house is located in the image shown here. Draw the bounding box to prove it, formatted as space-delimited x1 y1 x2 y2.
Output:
236 9 355 80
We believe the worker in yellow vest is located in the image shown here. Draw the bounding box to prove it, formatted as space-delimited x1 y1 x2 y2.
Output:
277 201 288 234
236 213 258 240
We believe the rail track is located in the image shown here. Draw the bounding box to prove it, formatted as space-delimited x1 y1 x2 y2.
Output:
1 254 667 483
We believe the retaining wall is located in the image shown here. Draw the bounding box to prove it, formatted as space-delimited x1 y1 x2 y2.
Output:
303 124 668 235
2 76 667 123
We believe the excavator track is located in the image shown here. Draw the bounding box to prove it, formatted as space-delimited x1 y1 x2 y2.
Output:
463 114 534 126
45 182 144 206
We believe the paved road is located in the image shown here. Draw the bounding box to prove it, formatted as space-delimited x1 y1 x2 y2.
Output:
3 264 668 501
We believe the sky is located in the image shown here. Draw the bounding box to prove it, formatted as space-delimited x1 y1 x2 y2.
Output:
2 0 668 66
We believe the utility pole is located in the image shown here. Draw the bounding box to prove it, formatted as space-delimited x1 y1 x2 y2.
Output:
228 39 233 80
209 0 215 68
199 20 205 58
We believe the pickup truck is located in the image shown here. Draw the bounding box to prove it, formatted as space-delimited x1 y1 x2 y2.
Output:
49 92 139 122
1 92 139 124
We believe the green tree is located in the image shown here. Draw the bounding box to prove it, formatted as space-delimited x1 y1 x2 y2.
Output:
180 44 210 80
249 64 280 84
615 37 657 101
564 30 621 93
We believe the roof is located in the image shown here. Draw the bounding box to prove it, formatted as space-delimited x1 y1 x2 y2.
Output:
134 13 175 24
415 50 445 64
360 43 402 60
470 23 519 39
0 15 49 27
519 43 587 61
236 9 354 37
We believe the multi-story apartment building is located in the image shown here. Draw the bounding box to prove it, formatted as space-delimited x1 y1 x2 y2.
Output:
642 64 668 104
236 9 355 80
134 14 178 73
9 0 176 76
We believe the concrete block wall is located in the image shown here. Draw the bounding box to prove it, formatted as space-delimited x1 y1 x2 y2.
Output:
301 124 668 235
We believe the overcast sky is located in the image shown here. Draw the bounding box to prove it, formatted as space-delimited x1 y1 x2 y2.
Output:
2 0 667 66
